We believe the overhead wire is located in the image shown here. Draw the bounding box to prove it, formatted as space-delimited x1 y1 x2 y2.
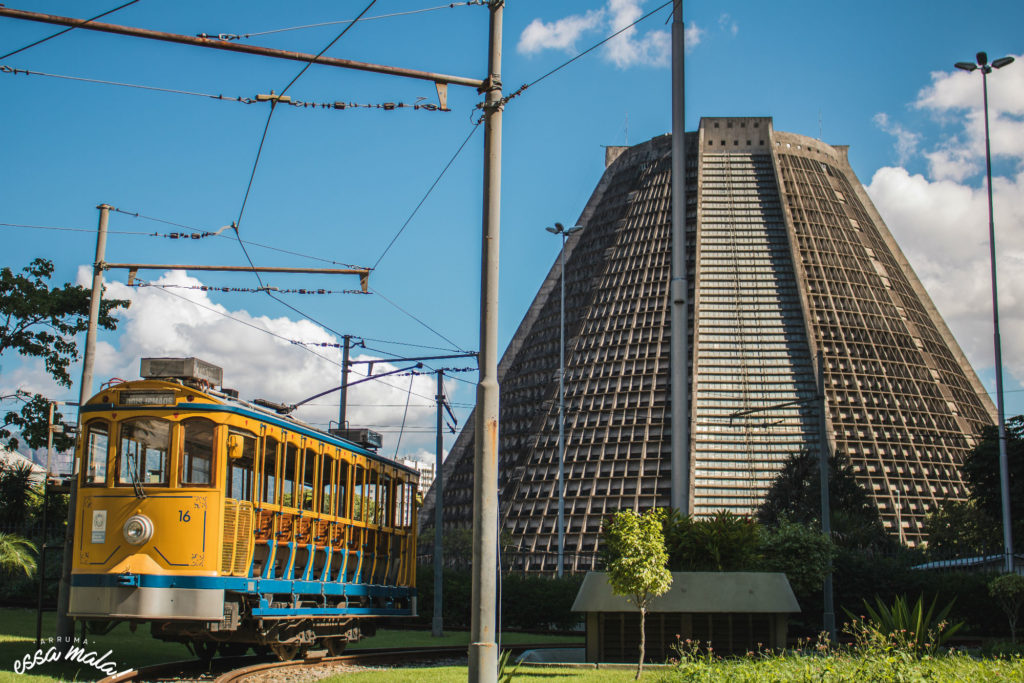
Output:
371 121 482 270
370 287 466 352
203 2 486 41
0 221 155 236
0 0 141 61
131 277 439 404
500 0 675 106
228 1 379 349
0 66 449 112
393 373 416 457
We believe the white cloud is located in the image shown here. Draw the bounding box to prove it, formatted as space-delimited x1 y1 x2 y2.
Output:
518 1 701 68
866 167 1024 385
915 58 1024 165
718 13 738 37
864 57 1024 388
873 112 921 165
70 269 447 459
517 9 604 54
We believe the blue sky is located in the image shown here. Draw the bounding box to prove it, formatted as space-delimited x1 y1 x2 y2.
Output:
2 0 1022 463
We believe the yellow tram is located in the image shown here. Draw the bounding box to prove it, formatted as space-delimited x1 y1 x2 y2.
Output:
69 358 418 659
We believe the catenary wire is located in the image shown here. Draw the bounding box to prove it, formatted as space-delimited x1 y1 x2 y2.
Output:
0 66 449 111
371 121 481 270
205 2 485 41
393 373 416 457
500 0 675 106
1 219 470 355
370 287 465 352
0 0 140 61
135 277 439 403
230 1 378 332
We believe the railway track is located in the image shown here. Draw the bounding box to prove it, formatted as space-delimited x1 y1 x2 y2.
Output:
99 642 583 683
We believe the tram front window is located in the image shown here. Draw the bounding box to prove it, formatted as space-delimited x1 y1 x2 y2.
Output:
118 418 171 486
83 421 109 485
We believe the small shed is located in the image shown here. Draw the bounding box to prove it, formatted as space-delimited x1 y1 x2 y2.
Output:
572 571 800 662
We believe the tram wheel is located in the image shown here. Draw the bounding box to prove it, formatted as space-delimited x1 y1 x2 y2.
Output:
270 643 301 661
325 638 348 657
194 640 218 662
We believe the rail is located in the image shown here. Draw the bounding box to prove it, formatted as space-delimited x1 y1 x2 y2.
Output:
98 642 584 683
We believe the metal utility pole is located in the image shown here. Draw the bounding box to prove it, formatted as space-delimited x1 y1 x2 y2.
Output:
669 0 690 513
0 6 504 674
56 203 109 646
36 399 61 648
816 350 836 642
339 335 352 427
955 51 1016 575
433 369 445 638
545 223 581 577
469 1 502 681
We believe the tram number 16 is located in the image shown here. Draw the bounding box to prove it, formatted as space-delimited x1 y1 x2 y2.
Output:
178 510 191 523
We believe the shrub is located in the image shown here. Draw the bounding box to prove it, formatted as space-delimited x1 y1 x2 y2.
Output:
843 594 963 656
664 509 760 572
989 573 1024 642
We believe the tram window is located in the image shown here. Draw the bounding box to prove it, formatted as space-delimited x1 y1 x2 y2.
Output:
261 437 279 505
367 470 379 524
400 482 412 527
380 475 391 526
83 421 109 486
352 466 365 522
337 459 350 518
118 418 171 486
406 483 416 527
181 418 215 486
281 442 298 508
320 454 334 515
227 430 256 501
300 447 316 511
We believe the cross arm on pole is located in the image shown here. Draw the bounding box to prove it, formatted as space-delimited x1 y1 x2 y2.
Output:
0 7 485 90
102 262 371 292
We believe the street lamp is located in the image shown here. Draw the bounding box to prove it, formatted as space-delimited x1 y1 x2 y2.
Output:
954 51 1015 575
546 221 582 578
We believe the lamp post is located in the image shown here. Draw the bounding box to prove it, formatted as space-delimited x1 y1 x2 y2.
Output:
954 51 1015 575
545 221 582 577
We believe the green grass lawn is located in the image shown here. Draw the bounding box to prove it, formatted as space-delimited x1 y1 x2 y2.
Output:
323 665 659 683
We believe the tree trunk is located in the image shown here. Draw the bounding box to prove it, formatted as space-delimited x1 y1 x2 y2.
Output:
636 605 646 680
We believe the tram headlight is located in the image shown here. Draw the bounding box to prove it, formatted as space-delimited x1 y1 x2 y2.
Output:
122 514 154 545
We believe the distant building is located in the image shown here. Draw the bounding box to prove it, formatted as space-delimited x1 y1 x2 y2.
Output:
398 458 435 496
422 118 995 571
0 447 46 485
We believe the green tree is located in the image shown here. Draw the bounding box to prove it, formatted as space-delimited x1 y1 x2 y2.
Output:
664 509 761 571
1 393 75 452
758 517 835 596
0 460 40 531
602 508 672 680
989 573 1024 642
0 257 128 450
962 416 1024 545
923 499 1000 556
0 532 37 577
757 449 889 548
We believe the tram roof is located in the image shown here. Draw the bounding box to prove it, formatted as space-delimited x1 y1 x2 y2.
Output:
81 379 420 477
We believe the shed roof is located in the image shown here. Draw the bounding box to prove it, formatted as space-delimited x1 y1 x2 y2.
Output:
571 571 800 614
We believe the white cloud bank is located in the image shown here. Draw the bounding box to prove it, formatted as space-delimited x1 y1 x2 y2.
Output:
51 269 457 459
866 55 1024 386
518 0 704 68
